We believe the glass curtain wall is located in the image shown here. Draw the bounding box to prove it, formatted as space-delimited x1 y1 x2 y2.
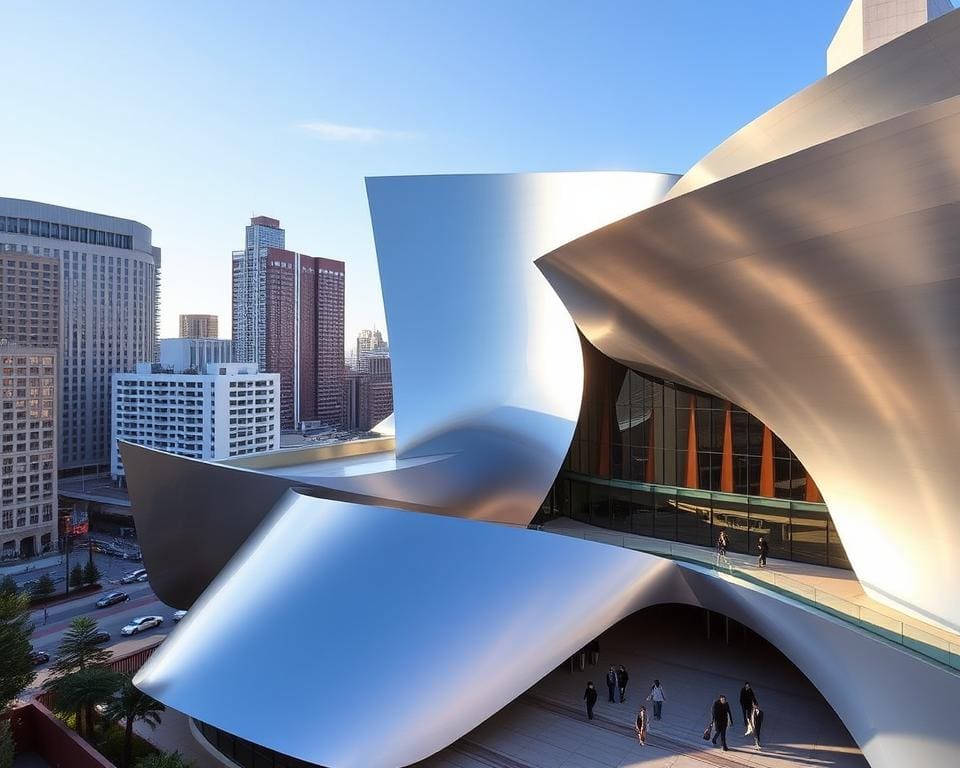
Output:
543 337 850 569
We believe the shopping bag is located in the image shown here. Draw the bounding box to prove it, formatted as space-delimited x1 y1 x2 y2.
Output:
702 724 712 740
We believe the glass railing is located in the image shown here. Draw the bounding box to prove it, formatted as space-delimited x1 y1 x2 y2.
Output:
538 524 960 672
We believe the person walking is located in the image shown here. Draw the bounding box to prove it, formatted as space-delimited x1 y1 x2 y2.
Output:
646 679 666 720
748 702 764 750
584 682 598 720
606 666 618 703
635 705 649 746
711 695 732 751
617 664 629 703
716 530 729 566
739 683 758 730
757 537 769 568
43 607 48 625
588 638 600 666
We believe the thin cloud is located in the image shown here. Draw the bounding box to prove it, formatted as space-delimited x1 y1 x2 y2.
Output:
297 121 417 142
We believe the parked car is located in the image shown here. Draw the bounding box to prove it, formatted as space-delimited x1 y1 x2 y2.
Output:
92 630 111 644
95 591 129 608
123 550 143 561
120 616 163 636
28 649 49 665
120 569 147 584
171 610 187 622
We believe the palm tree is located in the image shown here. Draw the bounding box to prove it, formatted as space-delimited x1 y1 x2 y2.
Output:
49 616 111 677
104 675 165 768
47 666 122 738
135 751 194 768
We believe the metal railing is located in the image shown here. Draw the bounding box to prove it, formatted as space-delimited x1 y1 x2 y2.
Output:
542 525 960 672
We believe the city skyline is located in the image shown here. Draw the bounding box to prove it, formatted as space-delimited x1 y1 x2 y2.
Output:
0 2 860 347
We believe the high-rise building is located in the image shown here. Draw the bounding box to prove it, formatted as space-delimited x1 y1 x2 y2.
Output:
264 248 345 429
0 199 160 470
111 352 280 482
160 338 232 372
355 328 387 373
341 353 392 432
179 314 219 339
827 0 954 72
0 252 59 558
232 216 285 368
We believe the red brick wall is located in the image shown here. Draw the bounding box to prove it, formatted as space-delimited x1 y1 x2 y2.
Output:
1 702 114 768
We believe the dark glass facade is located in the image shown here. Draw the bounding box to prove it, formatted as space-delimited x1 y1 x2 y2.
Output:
540 337 850 569
194 720 321 768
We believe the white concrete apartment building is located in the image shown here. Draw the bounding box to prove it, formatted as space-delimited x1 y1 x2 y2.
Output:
111 355 280 483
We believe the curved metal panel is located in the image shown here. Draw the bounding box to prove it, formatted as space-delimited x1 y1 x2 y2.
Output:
365 172 678 524
667 7 960 199
539 94 960 632
135 494 960 768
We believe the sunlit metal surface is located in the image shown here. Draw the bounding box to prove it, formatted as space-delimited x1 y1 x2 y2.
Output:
540 93 960 633
122 172 678 608
134 493 960 768
667 7 960 200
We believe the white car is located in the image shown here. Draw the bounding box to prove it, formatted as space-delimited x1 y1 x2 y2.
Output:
120 569 147 584
171 610 187 622
120 615 163 635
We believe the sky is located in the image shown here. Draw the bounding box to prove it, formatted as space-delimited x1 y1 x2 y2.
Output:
1 1 857 347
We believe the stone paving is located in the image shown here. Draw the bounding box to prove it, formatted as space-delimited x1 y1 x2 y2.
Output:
417 608 866 768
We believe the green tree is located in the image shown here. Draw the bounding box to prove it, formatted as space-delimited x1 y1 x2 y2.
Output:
82 559 101 587
135 752 194 768
104 676 165 768
47 666 122 738
0 577 18 598
49 616 111 678
0 720 13 768
30 574 56 602
0 591 35 708
70 563 85 589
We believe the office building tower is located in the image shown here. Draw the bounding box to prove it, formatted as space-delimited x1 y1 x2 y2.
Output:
356 328 387 373
0 199 160 470
0 252 59 558
111 352 279 482
341 354 392 432
232 216 285 368
264 248 345 429
179 314 219 339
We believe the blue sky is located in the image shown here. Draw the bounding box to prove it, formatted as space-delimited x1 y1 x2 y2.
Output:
2 1 855 344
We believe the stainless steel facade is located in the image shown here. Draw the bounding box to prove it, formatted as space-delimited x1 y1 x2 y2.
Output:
123 9 960 768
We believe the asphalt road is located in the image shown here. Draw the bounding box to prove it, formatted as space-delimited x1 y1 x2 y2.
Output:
26 577 181 694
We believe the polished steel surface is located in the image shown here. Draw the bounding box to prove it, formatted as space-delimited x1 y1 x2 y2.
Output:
122 172 678 608
135 492 960 768
539 93 960 633
667 6 960 200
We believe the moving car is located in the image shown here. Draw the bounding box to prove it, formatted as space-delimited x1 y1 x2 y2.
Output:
92 630 111 644
120 615 163 636
120 569 147 584
95 591 129 608
28 649 49 665
171 610 187 622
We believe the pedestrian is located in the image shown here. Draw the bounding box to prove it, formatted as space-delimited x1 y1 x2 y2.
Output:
606 666 618 703
757 537 769 568
43 607 48 625
646 679 666 720
711 695 732 751
739 683 758 729
584 682 598 720
588 638 600 666
617 664 629 703
635 705 648 746
716 530 729 566
748 702 764 750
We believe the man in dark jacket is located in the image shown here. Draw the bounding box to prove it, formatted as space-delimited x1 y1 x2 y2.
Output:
584 682 598 720
739 683 758 728
757 537 769 567
617 665 629 703
711 695 732 751
606 666 618 702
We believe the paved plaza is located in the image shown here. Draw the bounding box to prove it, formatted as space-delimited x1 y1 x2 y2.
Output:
417 607 866 768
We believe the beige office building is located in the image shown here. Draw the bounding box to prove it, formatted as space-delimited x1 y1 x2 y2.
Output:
179 314 219 339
